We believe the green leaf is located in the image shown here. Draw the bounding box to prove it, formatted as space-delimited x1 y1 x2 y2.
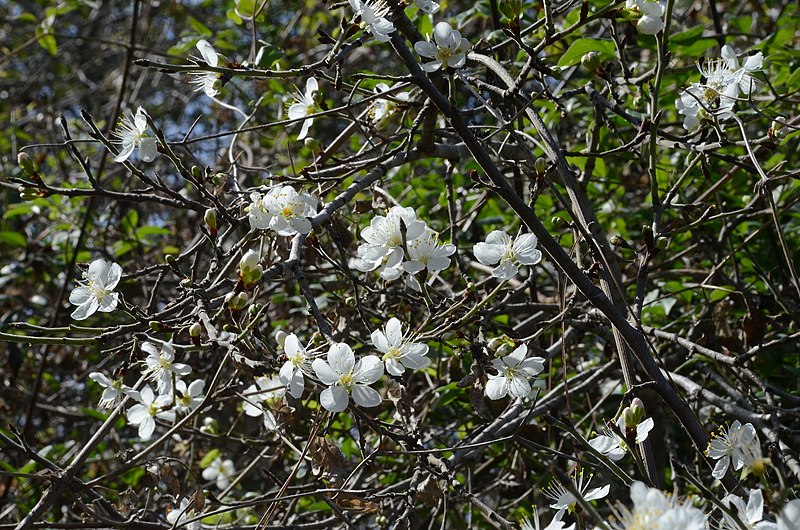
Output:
226 9 243 25
235 0 257 19
255 43 283 69
35 26 58 56
200 449 221 468
557 38 616 68
0 231 27 248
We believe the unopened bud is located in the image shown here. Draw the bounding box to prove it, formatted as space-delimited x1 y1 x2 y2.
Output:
191 165 203 178
18 152 37 176
534 157 547 176
769 116 785 139
204 208 218 233
551 216 566 227
248 303 262 315
226 291 248 310
654 236 668 250
581 51 601 71
212 172 228 187
610 235 626 247
180 278 193 288
19 186 38 201
189 322 202 338
239 249 263 285
622 397 646 429
304 137 321 152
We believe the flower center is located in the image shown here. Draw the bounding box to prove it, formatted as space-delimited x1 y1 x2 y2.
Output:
339 373 354 390
435 47 454 62
382 347 401 361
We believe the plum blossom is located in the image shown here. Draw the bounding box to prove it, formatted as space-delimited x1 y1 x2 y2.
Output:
349 0 395 42
126 385 172 441
202 456 236 490
414 22 471 72
371 317 430 376
279 333 310 399
402 228 456 276
706 420 767 479
113 106 157 163
414 0 440 14
521 509 574 530
589 416 655 461
69 258 122 320
88 372 133 409
608 481 706 530
288 77 318 140
721 45 764 95
625 0 665 35
543 468 609 511
354 206 427 277
242 375 286 430
192 39 220 97
485 344 544 400
166 498 202 530
371 83 411 126
248 186 318 236
168 379 206 418
473 230 542 280
312 342 384 413
142 341 192 394
721 488 776 530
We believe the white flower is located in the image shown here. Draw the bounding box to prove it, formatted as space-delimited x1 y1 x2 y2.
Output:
413 0 440 14
239 249 263 285
287 77 318 141
721 45 764 95
372 83 411 126
202 456 236 490
349 0 395 42
777 500 800 530
355 206 427 275
88 372 132 409
485 344 544 400
626 0 665 34
192 39 220 97
312 342 384 413
279 333 310 399
142 341 192 394
543 468 609 511
706 420 766 480
69 258 122 320
589 416 655 461
171 379 206 416
609 481 706 530
473 230 543 280
113 106 157 163
521 508 575 530
722 488 776 530
248 186 318 236
242 375 285 430
126 385 171 441
414 22 471 72
371 317 430 376
166 498 202 530
402 228 456 275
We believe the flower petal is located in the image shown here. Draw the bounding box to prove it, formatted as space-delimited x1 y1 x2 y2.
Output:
320 386 349 412
352 384 382 408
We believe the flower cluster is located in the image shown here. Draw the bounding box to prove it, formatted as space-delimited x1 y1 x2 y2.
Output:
607 481 706 530
474 229 543 280
354 205 456 281
248 185 319 236
676 45 763 129
589 398 655 461
69 258 122 320
349 0 395 42
625 0 666 35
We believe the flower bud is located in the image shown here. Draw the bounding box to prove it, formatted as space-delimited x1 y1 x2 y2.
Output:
304 137 321 152
189 322 202 338
769 116 785 139
191 165 203 178
275 330 288 348
248 303 262 315
551 216 566 227
534 157 547 176
180 278 193 288
18 152 38 176
622 397 646 430
239 249 263 285
212 172 228 187
204 208 218 236
226 291 248 310
654 236 668 250
19 187 39 201
581 51 602 71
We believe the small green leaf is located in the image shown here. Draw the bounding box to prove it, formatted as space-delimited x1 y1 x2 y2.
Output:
557 38 616 68
255 43 283 69
226 9 243 25
35 26 58 56
200 449 221 468
0 231 27 248
235 0 257 19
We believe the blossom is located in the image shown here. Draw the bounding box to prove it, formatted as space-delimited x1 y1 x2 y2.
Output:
354 206 427 276
609 481 706 530
166 498 201 530
521 509 575 530
706 420 766 479
142 341 192 394
414 22 471 72
113 106 157 163
248 186 318 236
287 77 318 140
721 488 776 530
349 0 395 42
192 39 220 97
402 228 456 275
312 342 384 413
473 230 542 280
543 468 609 511
371 317 430 376
371 83 411 126
589 416 655 461
170 379 206 417
721 45 764 95
88 372 132 409
239 249 263 285
69 258 122 320
202 456 236 490
625 0 665 35
777 500 800 530
413 0 440 14
126 385 171 441
485 344 544 400
242 375 286 430
279 333 309 399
